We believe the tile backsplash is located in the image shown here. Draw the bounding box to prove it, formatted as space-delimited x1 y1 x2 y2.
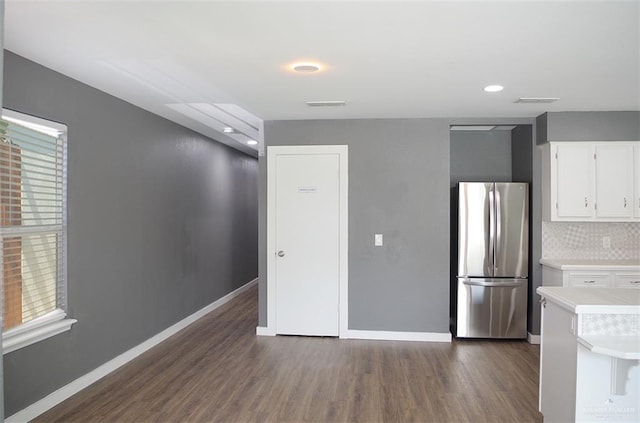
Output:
542 222 640 261
581 313 639 336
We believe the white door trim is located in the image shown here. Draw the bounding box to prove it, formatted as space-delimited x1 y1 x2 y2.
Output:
266 145 349 338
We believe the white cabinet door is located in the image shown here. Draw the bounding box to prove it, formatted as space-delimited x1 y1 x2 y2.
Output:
595 144 634 218
635 144 640 218
554 143 594 219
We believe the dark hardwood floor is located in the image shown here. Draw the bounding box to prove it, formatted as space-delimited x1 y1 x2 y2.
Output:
35 285 542 422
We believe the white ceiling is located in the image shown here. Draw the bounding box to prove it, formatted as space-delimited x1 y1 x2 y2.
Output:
4 1 639 156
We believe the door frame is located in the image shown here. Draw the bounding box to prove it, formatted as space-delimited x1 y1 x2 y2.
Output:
266 145 349 338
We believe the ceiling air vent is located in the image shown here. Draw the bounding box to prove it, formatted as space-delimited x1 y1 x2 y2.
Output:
515 97 560 104
450 125 495 131
306 100 346 107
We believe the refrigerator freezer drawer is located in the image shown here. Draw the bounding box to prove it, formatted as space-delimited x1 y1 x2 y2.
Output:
456 277 528 339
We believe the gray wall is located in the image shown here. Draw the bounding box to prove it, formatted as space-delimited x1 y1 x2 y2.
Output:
261 119 451 332
258 118 536 334
2 51 258 416
511 125 542 335
450 130 512 187
1 2 5 419
537 111 640 144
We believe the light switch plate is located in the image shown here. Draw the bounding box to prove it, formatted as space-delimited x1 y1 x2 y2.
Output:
374 234 383 246
602 236 611 249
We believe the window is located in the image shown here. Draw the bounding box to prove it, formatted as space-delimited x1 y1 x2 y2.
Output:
1 110 75 354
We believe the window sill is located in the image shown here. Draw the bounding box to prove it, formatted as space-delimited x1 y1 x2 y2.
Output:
3 309 77 354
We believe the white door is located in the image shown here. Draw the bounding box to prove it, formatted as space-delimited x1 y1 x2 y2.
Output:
267 145 348 337
554 143 595 219
595 144 634 219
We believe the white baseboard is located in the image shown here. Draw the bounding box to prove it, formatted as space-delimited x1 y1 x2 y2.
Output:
346 329 452 343
6 278 258 423
255 326 276 336
255 327 451 343
527 332 541 344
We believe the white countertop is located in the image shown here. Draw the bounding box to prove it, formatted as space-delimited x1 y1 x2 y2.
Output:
540 258 640 271
536 287 640 314
577 335 640 360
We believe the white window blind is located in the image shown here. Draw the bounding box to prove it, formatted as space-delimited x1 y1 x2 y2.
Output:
1 111 68 339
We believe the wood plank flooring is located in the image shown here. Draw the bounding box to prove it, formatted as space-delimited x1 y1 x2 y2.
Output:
35 285 542 422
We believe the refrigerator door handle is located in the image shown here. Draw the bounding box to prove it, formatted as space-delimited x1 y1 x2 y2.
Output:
488 186 495 275
494 187 501 273
462 279 526 288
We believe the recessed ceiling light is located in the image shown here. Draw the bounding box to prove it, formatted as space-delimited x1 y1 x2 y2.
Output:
292 63 321 73
484 85 504 93
223 127 234 133
247 140 258 146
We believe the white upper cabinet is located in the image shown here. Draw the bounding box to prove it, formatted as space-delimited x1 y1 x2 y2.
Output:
595 144 634 219
543 141 640 222
554 143 595 219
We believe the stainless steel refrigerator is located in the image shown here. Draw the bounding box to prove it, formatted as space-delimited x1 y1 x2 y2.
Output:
456 182 529 338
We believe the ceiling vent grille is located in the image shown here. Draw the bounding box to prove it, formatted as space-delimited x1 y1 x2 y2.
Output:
515 97 560 104
450 125 495 131
306 100 346 107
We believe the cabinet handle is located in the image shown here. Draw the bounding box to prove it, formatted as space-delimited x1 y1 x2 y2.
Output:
624 197 627 208
630 280 640 284
583 280 596 284
584 197 588 208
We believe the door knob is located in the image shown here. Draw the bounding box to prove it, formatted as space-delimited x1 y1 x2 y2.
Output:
277 250 285 257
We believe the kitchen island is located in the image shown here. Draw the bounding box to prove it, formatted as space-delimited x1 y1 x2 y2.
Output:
537 287 639 422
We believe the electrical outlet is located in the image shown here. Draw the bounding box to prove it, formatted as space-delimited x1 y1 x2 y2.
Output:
374 234 383 246
602 236 611 249
570 316 576 335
